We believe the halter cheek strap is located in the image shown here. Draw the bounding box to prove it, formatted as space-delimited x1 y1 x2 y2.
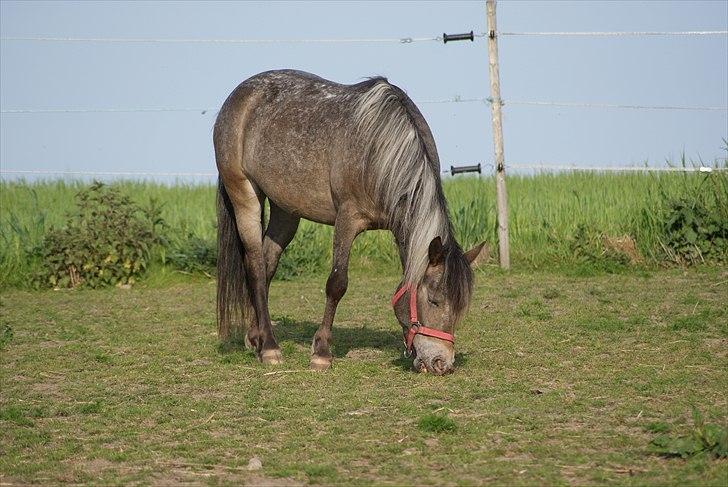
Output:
391 282 455 357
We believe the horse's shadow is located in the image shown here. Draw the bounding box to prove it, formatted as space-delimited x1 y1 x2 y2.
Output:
218 315 470 372
271 315 401 357
274 315 471 372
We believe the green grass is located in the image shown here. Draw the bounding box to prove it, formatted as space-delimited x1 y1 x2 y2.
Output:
1 168 727 289
1 267 727 484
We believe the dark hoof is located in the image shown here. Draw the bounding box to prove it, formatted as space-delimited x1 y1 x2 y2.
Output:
310 355 332 371
259 349 282 365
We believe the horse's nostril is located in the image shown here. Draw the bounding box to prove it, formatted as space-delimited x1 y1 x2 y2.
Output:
431 357 446 375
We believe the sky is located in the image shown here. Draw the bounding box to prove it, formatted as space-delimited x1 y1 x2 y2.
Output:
0 0 726 182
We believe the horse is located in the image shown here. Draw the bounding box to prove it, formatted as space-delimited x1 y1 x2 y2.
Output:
214 69 484 375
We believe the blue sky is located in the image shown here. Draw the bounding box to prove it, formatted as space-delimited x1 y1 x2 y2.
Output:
1 0 726 182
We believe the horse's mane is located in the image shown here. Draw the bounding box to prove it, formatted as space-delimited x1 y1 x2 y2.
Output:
354 78 473 320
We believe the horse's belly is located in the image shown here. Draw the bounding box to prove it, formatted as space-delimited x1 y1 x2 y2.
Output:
249 166 337 225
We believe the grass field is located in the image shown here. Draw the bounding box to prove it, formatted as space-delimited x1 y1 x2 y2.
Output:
1 267 726 485
1 168 727 289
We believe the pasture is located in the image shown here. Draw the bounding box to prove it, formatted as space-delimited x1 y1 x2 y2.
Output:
1 268 726 484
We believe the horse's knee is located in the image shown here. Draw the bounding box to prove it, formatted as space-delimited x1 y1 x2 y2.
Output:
326 268 348 302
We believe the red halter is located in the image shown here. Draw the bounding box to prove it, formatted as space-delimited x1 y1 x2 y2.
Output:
391 282 455 357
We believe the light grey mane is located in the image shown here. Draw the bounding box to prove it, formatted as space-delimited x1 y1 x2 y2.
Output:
354 79 452 285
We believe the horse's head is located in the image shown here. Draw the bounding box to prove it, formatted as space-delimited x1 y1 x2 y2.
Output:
393 237 485 375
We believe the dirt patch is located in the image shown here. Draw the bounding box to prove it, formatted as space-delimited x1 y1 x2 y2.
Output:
83 458 115 476
345 348 384 360
703 338 728 358
30 380 64 398
149 461 303 486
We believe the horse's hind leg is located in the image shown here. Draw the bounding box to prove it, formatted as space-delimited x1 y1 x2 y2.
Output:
245 202 299 347
311 206 368 370
223 176 282 364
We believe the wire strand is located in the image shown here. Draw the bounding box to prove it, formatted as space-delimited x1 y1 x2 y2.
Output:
1 31 725 44
0 107 215 114
505 100 728 111
2 165 725 178
0 169 217 177
498 30 728 37
506 164 725 172
3 98 726 114
0 35 441 44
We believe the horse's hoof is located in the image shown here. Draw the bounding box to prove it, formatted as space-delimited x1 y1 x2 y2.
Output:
310 355 332 371
260 349 282 365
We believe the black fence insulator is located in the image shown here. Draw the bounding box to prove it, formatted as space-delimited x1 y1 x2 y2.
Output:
450 163 481 175
443 31 474 43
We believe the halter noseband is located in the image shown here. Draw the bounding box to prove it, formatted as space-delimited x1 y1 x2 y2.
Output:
391 282 455 357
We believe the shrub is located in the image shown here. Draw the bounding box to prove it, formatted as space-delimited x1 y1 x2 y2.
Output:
34 182 162 288
661 194 727 265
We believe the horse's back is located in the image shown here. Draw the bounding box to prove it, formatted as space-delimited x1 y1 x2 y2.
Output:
215 70 371 224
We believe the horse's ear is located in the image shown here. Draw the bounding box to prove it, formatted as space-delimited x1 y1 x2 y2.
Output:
464 241 488 267
428 236 444 266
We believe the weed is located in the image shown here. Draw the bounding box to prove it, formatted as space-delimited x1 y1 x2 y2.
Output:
0 324 13 350
645 422 671 434
418 414 457 433
517 299 553 321
0 406 34 427
650 408 728 459
77 400 103 415
671 316 708 332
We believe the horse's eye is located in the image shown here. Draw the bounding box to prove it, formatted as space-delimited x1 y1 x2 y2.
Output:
428 298 440 307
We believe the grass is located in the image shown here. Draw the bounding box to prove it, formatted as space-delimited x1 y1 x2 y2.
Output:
1 267 727 484
1 168 727 289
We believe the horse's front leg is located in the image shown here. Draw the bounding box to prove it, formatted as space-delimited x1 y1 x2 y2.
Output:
311 210 367 370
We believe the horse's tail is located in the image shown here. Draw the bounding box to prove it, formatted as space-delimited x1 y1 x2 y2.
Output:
216 178 249 343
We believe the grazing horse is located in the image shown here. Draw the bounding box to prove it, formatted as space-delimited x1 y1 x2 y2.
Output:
215 70 483 375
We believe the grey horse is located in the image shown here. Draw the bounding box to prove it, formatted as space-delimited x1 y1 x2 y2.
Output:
215 69 483 375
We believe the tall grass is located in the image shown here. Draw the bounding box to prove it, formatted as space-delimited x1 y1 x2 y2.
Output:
1 169 726 288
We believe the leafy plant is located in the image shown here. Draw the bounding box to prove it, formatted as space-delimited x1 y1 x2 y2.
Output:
418 413 457 433
650 408 728 459
661 194 727 265
34 182 163 288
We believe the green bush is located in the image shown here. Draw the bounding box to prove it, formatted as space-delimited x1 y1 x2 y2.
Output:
662 194 727 264
34 182 162 288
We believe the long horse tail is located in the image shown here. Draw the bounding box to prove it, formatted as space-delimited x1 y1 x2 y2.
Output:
216 178 249 343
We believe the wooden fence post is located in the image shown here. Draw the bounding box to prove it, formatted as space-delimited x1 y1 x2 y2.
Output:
486 0 511 269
